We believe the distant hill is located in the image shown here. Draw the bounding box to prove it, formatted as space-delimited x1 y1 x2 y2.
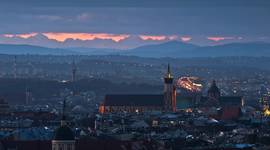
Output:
66 47 122 55
190 42 270 57
123 41 270 58
123 41 199 57
1 41 270 57
0 44 78 55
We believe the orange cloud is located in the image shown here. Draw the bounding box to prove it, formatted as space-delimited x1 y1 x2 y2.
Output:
207 36 235 42
181 36 192 42
139 35 167 41
3 33 38 39
42 33 130 42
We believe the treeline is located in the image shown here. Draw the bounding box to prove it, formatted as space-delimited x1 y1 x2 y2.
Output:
0 78 162 104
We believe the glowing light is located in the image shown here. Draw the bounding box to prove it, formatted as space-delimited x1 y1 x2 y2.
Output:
177 77 202 92
99 104 105 114
264 108 270 116
168 73 172 78
185 108 193 113
42 32 130 42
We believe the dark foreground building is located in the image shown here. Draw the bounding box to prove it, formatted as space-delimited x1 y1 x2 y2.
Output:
101 94 164 113
0 139 160 150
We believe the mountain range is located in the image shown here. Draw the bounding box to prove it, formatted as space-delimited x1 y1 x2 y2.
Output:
0 44 76 55
0 41 270 57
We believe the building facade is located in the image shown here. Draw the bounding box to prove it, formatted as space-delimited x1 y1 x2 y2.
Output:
163 64 176 112
99 64 177 113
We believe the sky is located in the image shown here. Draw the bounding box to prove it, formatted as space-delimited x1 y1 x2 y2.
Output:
0 0 269 49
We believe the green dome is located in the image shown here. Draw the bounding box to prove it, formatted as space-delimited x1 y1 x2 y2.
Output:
54 125 75 140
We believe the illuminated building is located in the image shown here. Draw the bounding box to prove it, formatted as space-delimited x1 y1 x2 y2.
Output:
264 108 270 116
99 64 176 113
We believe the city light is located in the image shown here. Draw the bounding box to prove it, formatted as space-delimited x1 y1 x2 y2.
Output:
177 77 203 92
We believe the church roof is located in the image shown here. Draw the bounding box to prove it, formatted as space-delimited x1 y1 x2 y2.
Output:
104 94 164 106
54 125 75 140
198 96 243 107
219 96 243 107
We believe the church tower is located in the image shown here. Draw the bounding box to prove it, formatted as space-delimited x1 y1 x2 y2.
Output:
25 87 32 105
207 80 220 106
163 64 176 112
13 56 17 79
52 99 75 150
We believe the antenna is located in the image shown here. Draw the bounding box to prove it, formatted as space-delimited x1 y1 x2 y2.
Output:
61 98 67 126
62 98 66 120
71 59 77 82
167 63 171 74
13 56 17 79
25 87 31 105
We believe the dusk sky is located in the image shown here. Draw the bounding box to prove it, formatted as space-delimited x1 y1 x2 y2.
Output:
0 0 269 49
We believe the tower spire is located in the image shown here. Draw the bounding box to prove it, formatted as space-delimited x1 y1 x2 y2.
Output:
212 80 216 86
61 98 67 126
166 63 172 78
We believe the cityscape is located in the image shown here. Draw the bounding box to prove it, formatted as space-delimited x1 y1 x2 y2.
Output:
0 0 270 150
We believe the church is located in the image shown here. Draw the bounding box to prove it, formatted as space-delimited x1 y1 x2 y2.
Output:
176 80 244 119
99 64 244 118
201 80 244 120
99 64 177 113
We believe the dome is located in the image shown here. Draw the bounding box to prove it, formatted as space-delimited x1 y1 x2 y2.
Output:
208 80 220 94
54 125 75 140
